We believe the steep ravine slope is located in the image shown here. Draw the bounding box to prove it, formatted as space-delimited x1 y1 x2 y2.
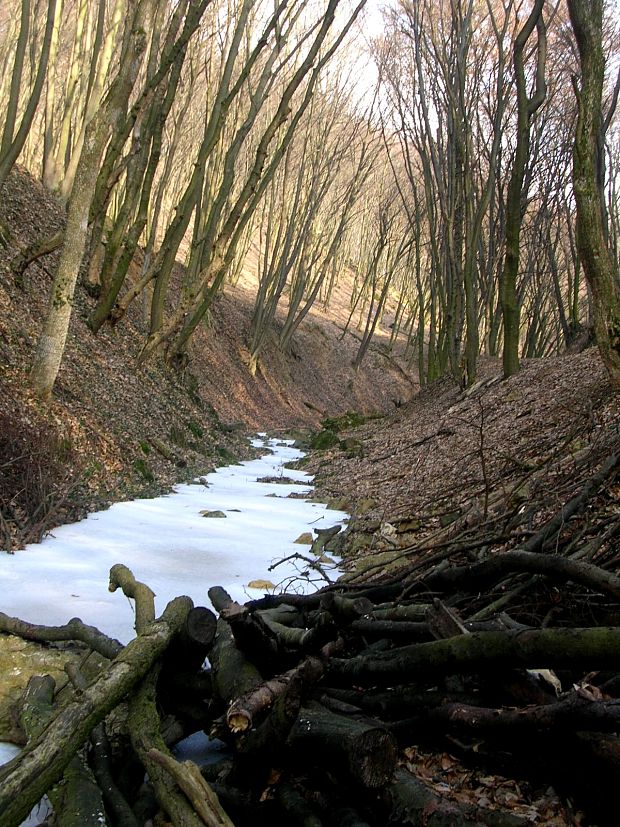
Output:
308 348 620 582
0 167 414 548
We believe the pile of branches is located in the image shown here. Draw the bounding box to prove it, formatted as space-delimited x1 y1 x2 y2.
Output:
3 514 620 827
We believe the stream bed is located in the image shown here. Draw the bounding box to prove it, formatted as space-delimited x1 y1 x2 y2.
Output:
0 435 347 645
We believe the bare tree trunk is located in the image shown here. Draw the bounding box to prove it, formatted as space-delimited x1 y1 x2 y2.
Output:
30 0 155 399
0 0 30 161
500 0 546 379
0 0 59 189
568 0 620 389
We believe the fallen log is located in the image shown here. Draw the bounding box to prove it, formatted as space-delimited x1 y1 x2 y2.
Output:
0 594 193 827
113 566 212 827
349 618 431 640
327 627 620 686
6 553 620 827
277 781 322 826
0 611 122 659
226 656 324 733
209 616 263 710
109 562 156 633
227 642 344 759
323 687 485 721
148 748 235 827
389 692 620 743
18 674 107 827
66 664 139 827
384 768 527 826
419 550 620 601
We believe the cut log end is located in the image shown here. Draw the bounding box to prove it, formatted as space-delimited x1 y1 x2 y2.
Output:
354 729 399 788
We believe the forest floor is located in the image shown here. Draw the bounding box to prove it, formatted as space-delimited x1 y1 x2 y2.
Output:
3 166 620 824
307 347 619 577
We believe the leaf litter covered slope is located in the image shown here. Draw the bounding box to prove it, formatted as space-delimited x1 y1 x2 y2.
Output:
0 166 413 548
310 349 619 585
304 350 620 824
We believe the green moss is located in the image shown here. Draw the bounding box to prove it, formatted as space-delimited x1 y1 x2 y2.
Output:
55 436 73 461
310 429 339 450
133 458 154 482
321 411 367 433
139 441 151 455
216 445 237 464
439 510 460 527
169 425 187 449
186 420 204 440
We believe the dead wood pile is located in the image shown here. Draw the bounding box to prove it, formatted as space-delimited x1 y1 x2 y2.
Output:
3 464 620 827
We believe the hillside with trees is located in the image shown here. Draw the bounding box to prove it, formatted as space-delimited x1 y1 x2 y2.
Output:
1 0 620 824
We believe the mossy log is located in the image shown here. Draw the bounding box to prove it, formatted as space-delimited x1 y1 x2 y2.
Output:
220 600 284 666
210 585 326 669
371 604 432 622
127 666 211 827
0 595 193 827
327 627 620 686
209 617 263 707
389 692 620 744
109 563 156 634
66 664 139 827
276 781 322 826
160 605 217 675
227 655 324 733
319 592 374 621
147 748 234 827
112 565 213 826
310 524 341 556
322 687 482 721
0 611 122 659
349 618 431 641
20 672 107 827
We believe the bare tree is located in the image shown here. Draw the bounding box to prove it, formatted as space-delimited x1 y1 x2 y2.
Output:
0 0 59 189
567 0 620 388
500 0 547 378
30 0 166 398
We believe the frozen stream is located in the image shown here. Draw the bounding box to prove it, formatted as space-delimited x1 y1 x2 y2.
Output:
0 435 348 824
0 435 347 645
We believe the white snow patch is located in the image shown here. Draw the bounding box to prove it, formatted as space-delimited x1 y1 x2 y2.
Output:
0 436 346 645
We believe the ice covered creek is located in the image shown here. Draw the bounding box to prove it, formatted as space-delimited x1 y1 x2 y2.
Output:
0 434 347 645
0 435 348 823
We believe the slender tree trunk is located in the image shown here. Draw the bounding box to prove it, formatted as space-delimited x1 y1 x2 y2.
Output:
0 0 30 162
30 0 154 399
500 0 546 379
0 0 59 189
567 0 620 389
42 0 64 185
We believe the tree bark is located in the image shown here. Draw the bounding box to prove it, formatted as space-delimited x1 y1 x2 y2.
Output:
420 549 620 601
287 702 397 789
0 0 59 189
500 0 546 379
568 0 620 389
328 627 620 686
